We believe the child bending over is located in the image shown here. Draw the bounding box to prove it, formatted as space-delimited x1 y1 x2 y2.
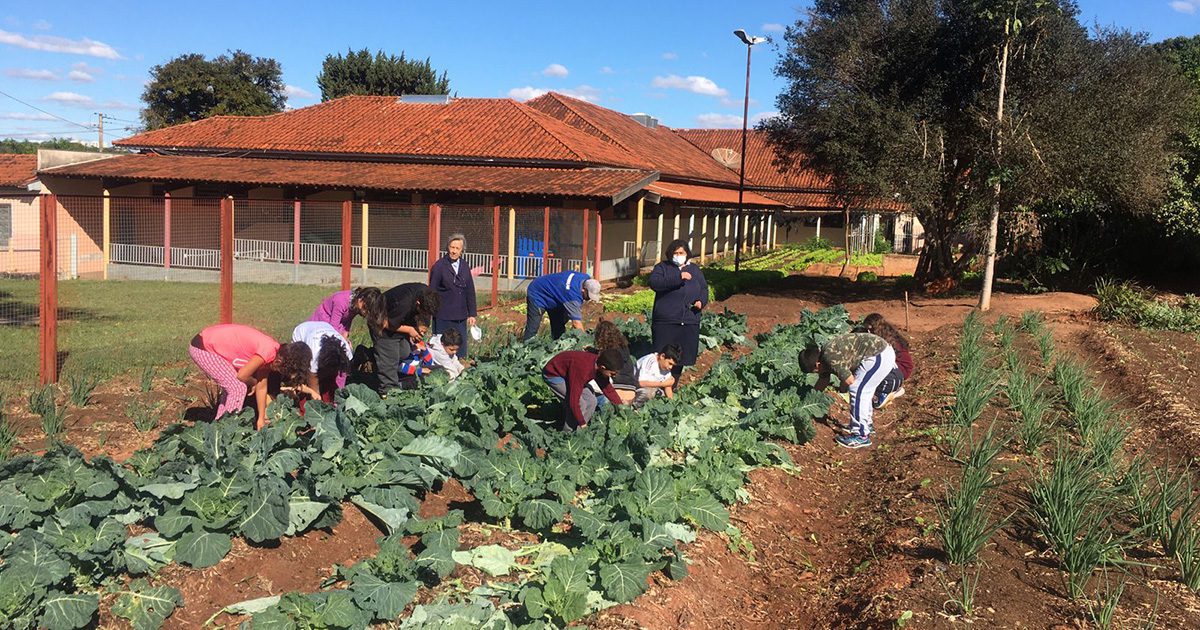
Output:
427 327 467 379
859 313 913 408
800 332 896 449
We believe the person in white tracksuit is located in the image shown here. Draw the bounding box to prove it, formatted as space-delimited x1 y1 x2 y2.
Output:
799 332 898 449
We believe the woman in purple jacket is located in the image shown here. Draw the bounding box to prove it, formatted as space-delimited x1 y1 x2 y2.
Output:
649 239 708 383
310 287 386 338
429 233 477 357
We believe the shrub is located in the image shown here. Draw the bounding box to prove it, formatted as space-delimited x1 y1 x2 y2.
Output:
896 274 919 292
1095 279 1200 333
856 271 879 283
873 232 893 254
800 235 834 251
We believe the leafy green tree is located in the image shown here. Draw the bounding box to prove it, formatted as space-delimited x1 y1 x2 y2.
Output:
764 0 1193 286
1154 35 1200 239
316 49 451 101
0 138 107 154
140 50 285 130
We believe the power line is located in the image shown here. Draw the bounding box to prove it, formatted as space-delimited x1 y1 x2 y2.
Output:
0 88 96 131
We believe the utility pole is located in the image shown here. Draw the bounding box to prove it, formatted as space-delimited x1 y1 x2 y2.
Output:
95 112 104 152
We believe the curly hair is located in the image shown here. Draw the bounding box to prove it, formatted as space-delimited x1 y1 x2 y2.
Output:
352 287 386 333
862 313 909 350
274 341 314 387
414 287 441 327
315 336 349 380
593 319 629 351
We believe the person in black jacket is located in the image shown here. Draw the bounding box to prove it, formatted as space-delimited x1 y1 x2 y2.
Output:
367 283 440 394
429 233 477 358
648 239 708 383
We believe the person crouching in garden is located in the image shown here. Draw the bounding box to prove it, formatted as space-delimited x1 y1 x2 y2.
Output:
799 332 896 449
292 320 353 402
649 239 708 385
189 324 314 430
522 270 602 341
542 348 627 430
858 313 913 408
309 286 386 339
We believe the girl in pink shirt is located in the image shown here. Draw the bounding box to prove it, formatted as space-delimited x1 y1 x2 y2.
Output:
189 324 315 429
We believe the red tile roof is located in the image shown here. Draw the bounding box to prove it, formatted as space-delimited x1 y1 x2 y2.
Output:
673 129 831 190
0 154 37 188
114 97 650 169
40 154 655 201
646 181 782 208
526 93 742 186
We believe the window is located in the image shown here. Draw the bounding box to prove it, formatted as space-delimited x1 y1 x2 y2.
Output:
0 204 11 249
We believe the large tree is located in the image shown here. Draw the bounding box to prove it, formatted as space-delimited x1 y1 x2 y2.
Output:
316 49 451 101
140 50 285 130
764 0 1193 286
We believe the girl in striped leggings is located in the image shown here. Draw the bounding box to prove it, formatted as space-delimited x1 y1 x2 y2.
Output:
189 324 315 429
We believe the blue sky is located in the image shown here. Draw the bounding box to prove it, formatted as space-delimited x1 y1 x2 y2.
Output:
1 1 1197 145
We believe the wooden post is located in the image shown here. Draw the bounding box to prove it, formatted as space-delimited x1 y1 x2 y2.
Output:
507 207 516 281
101 189 110 280
816 216 822 241
656 209 664 261
361 202 370 272
163 193 172 276
723 212 731 255
341 200 352 290
634 198 644 266
581 207 589 271
687 211 695 250
427 203 442 274
39 193 58 384
593 209 602 280
905 291 911 332
491 205 501 308
219 197 234 324
672 209 680 240
541 206 550 275
292 199 301 283
700 212 709 263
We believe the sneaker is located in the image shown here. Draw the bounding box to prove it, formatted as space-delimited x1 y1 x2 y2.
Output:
836 434 873 449
880 387 906 409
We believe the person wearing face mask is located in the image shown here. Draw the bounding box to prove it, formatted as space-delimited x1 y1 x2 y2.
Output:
648 239 709 384
429 233 477 358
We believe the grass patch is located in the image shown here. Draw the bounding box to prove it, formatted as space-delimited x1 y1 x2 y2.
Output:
1094 279 1200 333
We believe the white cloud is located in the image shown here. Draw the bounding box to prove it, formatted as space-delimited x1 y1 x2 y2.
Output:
0 112 55 120
44 91 93 106
284 84 315 99
1171 0 1199 12
762 23 785 33
68 70 93 82
541 63 568 78
508 84 600 103
661 52 678 60
695 111 777 128
5 67 58 80
651 74 728 97
31 19 51 31
0 29 120 59
600 66 614 74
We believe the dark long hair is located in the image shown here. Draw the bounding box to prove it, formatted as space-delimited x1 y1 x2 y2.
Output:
862 313 909 350
316 336 350 380
274 342 313 387
662 239 691 263
414 287 441 327
352 287 386 333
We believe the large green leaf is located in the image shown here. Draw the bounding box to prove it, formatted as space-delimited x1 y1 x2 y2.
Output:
349 573 418 621
5 534 70 587
399 435 461 466
630 470 677 522
598 561 653 603
680 491 729 531
39 591 98 630
153 511 197 539
239 477 289 543
285 498 332 536
350 495 409 534
111 580 183 630
123 533 175 575
451 545 516 577
0 489 36 529
516 498 565 530
221 594 281 615
416 529 459 578
139 481 197 500
173 530 231 568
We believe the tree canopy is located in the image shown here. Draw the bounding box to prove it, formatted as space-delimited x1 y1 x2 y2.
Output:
316 49 451 101
140 50 286 130
763 0 1194 283
0 138 107 154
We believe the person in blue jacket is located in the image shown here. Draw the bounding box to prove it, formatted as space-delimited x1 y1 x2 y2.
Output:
523 270 602 341
649 239 709 383
429 233 477 358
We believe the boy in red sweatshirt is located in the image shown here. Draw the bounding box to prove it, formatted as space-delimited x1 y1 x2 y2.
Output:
543 348 626 430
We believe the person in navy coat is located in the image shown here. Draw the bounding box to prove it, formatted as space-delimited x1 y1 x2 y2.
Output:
429 233 477 358
648 239 708 383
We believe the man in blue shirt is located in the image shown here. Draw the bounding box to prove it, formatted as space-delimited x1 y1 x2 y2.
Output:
523 270 602 341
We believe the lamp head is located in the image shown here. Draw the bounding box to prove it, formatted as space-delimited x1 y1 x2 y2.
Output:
734 29 767 46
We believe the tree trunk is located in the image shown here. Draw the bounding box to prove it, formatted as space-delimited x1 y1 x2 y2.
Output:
979 35 1011 312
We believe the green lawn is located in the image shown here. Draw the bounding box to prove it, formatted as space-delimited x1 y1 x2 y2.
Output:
0 279 336 395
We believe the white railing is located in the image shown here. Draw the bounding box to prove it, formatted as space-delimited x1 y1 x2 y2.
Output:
109 239 583 279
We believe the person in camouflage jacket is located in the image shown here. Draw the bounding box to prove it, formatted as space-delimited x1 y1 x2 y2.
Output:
799 332 898 449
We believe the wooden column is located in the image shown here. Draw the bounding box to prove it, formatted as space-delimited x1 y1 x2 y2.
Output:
427 203 442 274
39 193 58 384
656 209 664 260
163 193 172 276
634 198 644 265
491 205 501 308
699 212 709 263
219 197 234 324
687 211 695 250
292 200 301 283
593 209 602 280
672 209 680 240
361 202 370 272
541 206 550 275
339 200 352 290
581 207 589 271
507 207 516 281
101 189 110 280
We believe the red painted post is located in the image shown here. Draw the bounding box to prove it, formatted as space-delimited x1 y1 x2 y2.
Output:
39 193 58 384
491 205 500 309
340 200 352 290
542 206 550 275
593 209 602 281
163 193 172 269
427 204 442 274
219 197 234 324
292 199 301 266
581 208 589 271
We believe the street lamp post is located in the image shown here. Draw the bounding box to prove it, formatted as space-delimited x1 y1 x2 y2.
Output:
733 29 766 272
